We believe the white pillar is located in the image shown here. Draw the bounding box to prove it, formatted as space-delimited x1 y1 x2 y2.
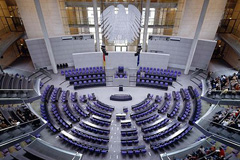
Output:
34 0 58 74
93 0 100 52
184 0 209 74
142 0 150 52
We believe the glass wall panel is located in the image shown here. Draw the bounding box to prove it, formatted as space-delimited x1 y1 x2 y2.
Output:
60 0 183 51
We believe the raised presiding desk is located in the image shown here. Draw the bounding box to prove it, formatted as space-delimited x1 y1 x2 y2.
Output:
79 120 110 135
110 94 132 101
121 145 146 155
59 130 108 154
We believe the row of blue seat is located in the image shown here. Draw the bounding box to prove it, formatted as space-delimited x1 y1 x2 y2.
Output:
70 92 77 102
121 120 131 128
40 85 53 102
130 103 158 119
143 122 180 142
137 67 179 79
40 103 60 133
121 138 139 145
62 103 80 122
50 88 61 103
71 127 109 144
189 98 202 125
137 75 174 84
61 90 69 103
73 79 106 89
73 103 90 118
79 95 87 103
121 145 146 156
79 120 110 135
40 85 61 133
180 88 191 101
178 100 191 121
132 100 151 111
155 95 162 103
172 91 181 101
51 104 72 129
136 79 169 90
88 93 96 101
64 67 105 77
158 100 171 114
94 100 114 112
131 94 153 108
121 129 138 136
141 118 169 133
136 113 159 125
150 125 192 151
59 131 108 154
86 102 111 119
90 115 111 127
167 101 180 118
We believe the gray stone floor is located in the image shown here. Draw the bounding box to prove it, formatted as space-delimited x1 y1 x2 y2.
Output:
5 57 238 160
27 67 206 160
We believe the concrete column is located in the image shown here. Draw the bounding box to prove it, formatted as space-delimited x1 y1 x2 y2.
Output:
34 0 57 74
184 0 209 74
93 0 100 52
142 0 150 52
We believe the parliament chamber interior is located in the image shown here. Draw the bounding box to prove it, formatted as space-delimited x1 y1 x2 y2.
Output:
0 0 240 160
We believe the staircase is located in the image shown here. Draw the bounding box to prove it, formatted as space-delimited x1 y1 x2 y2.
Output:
28 68 52 87
190 69 208 87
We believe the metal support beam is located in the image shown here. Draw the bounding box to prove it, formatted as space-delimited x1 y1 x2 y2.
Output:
93 0 100 52
184 0 209 74
34 0 57 74
142 0 150 52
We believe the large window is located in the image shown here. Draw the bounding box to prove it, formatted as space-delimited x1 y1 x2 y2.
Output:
60 0 183 50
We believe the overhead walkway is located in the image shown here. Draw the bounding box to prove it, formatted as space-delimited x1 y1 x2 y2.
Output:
219 33 240 56
0 32 24 57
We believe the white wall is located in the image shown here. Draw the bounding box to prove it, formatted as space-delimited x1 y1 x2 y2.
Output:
16 0 64 39
72 52 170 70
148 35 216 70
223 47 240 70
177 0 227 40
73 52 103 69
26 35 95 69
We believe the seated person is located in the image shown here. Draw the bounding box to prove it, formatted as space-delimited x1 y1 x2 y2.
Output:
16 109 26 121
0 113 5 121
218 147 225 158
184 154 197 160
8 117 18 125
221 81 229 94
27 113 37 120
0 121 8 129
234 83 240 90
220 75 227 84
230 109 239 118
197 146 206 157
230 76 238 88
221 119 234 127
209 145 216 153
